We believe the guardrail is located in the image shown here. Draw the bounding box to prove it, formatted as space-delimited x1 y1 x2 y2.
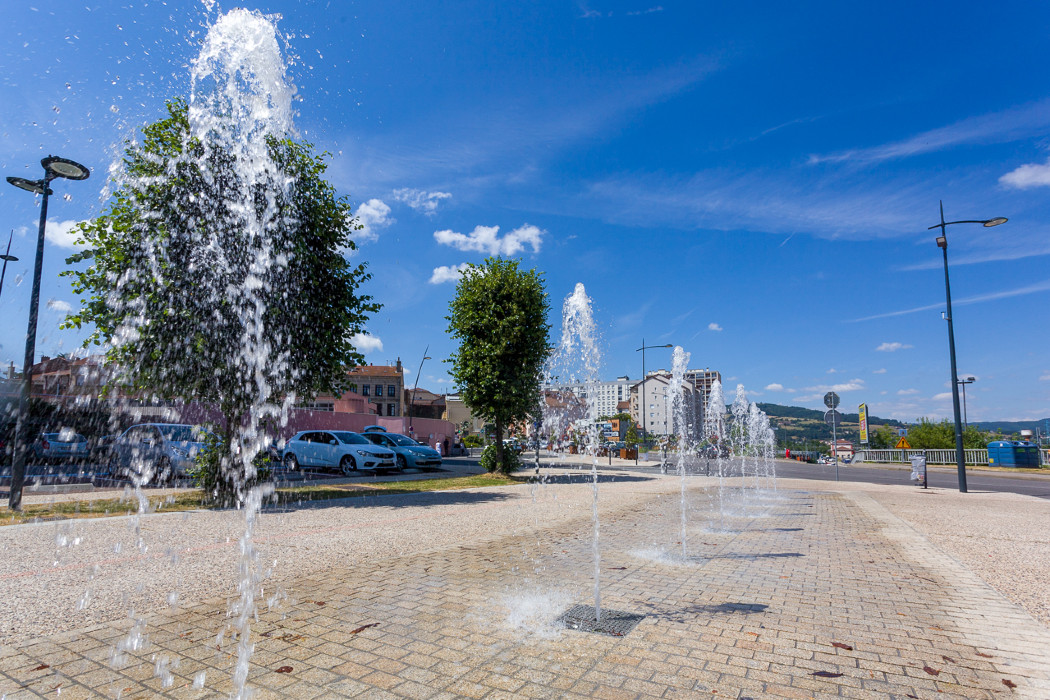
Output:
853 449 988 466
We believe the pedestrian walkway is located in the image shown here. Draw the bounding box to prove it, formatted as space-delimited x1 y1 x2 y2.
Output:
1 476 1048 698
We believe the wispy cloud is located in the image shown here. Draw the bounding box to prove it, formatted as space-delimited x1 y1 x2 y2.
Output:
392 188 452 215
434 224 543 256
808 98 1050 166
352 333 383 354
876 342 912 352
707 322 723 332
852 279 1050 322
46 299 72 313
429 263 470 285
1040 371 1050 381
805 379 865 393
897 388 919 395
932 392 953 401
765 383 784 391
873 368 887 374
23 219 86 249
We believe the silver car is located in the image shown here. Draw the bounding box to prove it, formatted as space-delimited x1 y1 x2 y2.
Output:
111 423 210 483
282 430 396 474
361 430 442 471
32 430 90 464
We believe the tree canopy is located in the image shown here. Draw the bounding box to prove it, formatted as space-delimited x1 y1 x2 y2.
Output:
63 98 378 496
446 258 550 473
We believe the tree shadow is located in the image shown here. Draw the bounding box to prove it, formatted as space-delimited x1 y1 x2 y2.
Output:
263 487 516 513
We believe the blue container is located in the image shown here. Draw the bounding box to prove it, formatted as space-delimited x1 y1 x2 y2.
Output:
987 441 1041 468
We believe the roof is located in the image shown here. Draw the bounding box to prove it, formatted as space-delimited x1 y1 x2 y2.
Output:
346 365 403 378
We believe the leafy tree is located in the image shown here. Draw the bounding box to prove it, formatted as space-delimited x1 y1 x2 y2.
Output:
62 99 378 501
867 424 897 449
625 423 641 447
905 418 991 450
446 258 550 474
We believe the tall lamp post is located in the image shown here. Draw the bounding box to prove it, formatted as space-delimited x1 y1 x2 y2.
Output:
957 376 975 428
635 340 672 445
6 155 91 511
928 201 1006 494
0 230 19 300
408 345 431 436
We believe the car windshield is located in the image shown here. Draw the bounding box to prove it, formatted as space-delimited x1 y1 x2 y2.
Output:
387 434 420 446
157 425 201 442
47 431 86 443
333 431 370 445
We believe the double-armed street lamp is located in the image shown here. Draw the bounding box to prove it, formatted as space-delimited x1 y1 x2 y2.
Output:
0 230 18 300
6 155 91 511
928 201 1006 494
957 376 976 428
408 345 432 436
635 340 672 444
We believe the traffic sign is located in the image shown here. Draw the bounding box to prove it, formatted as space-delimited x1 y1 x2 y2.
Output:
895 437 911 449
824 409 841 426
824 392 840 409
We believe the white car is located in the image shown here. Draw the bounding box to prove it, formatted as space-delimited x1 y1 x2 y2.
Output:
110 423 210 483
282 430 396 474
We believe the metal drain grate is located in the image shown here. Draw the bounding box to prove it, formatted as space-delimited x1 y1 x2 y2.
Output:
557 604 644 637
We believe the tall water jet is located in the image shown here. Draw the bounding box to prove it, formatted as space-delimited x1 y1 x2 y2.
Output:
703 379 729 530
544 283 604 621
666 346 691 558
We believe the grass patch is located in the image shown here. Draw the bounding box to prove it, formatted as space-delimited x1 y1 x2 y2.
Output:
1 473 526 525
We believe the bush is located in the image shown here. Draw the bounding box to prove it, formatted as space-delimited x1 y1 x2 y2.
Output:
188 432 272 505
462 434 483 448
480 443 521 474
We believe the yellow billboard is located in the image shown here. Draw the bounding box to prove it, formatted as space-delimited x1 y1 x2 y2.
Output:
858 403 869 444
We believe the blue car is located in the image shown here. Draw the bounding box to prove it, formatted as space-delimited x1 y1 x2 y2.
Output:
361 429 442 471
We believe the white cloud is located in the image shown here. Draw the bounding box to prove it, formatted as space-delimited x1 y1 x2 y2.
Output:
932 392 953 401
876 342 912 352
897 389 919 395
33 219 85 249
805 379 866 393
873 368 887 374
765 383 784 391
46 299 72 312
827 368 838 374
429 263 470 284
392 188 452 215
433 224 543 256
707 322 723 332
1000 159 1050 189
351 333 383 354
353 199 393 242
1039 372 1050 381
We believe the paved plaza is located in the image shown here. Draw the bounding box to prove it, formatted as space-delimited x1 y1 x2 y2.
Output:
1 468 1049 698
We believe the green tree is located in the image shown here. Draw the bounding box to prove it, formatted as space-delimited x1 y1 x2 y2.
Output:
905 418 992 450
446 258 550 474
62 99 378 501
868 424 897 449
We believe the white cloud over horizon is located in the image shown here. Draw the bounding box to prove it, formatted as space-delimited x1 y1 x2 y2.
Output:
805 379 865 393
876 342 913 352
932 392 953 401
434 224 543 256
352 333 383 354
429 263 470 284
392 188 452 215
765 383 784 391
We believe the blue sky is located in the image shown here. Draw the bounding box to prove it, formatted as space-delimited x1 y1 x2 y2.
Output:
1 1 1048 423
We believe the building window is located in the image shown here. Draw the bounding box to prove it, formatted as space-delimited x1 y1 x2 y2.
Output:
388 403 397 416
362 385 370 396
387 385 396 398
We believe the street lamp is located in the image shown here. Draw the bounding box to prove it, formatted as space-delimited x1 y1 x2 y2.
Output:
6 155 90 511
957 376 975 428
0 230 19 300
635 340 672 445
928 201 1005 494
408 345 432 435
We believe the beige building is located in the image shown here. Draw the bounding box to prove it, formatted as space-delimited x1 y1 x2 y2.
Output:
629 371 701 438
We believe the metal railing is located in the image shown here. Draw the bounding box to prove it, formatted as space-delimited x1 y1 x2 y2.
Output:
853 449 988 465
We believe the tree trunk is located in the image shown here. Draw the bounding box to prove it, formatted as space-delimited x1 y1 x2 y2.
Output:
494 420 505 473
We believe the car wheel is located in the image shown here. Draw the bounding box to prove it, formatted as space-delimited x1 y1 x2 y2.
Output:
284 453 298 470
340 455 357 475
396 454 408 472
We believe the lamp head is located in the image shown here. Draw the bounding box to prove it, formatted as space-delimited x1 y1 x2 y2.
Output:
0 254 17 262
982 217 1007 227
936 235 947 249
42 156 90 181
6 176 51 195
967 376 975 382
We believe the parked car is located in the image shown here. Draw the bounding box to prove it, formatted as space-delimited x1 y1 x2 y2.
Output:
281 430 396 474
91 434 118 463
361 430 442 471
32 430 90 463
110 423 211 483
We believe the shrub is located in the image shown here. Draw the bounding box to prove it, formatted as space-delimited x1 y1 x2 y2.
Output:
480 443 521 474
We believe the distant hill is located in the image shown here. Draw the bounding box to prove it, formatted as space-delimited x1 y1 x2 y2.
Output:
751 402 905 448
969 419 1049 435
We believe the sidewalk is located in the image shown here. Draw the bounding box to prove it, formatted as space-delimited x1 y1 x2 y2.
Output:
1 472 1048 698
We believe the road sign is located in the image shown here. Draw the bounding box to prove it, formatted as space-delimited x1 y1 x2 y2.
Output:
824 409 841 426
895 437 911 449
824 392 840 409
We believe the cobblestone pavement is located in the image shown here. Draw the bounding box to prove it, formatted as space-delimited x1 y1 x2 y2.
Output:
1 478 1049 698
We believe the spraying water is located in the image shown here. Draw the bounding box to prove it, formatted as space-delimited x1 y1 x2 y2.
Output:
703 379 728 530
666 346 691 558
